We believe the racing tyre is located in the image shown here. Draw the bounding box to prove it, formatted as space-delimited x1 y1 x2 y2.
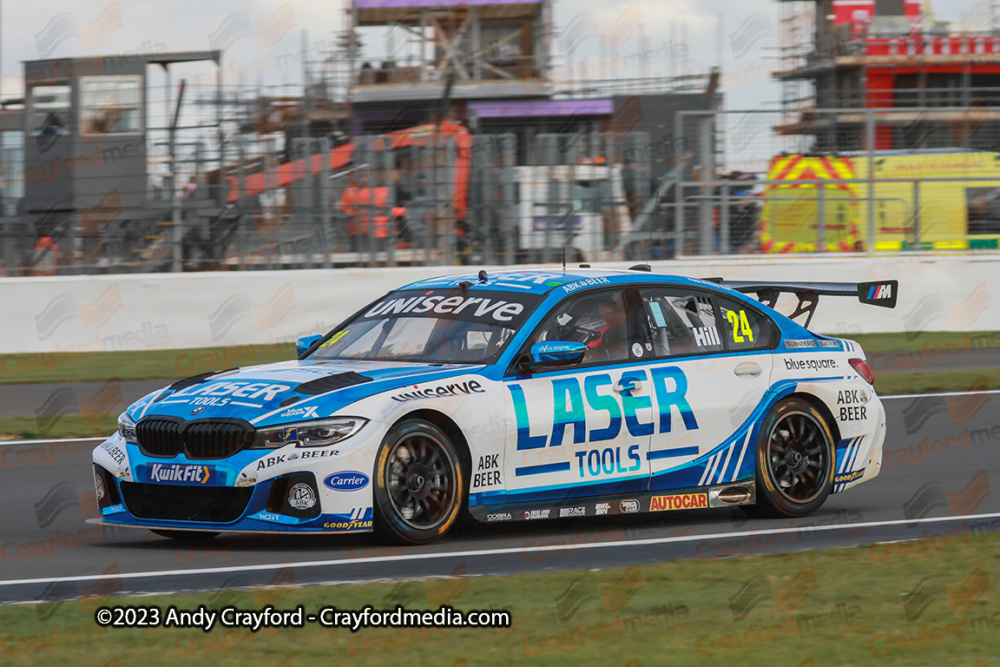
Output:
150 529 219 542
753 398 835 517
373 419 465 544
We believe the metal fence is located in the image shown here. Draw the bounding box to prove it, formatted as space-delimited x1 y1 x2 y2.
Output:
0 121 659 274
7 104 1000 275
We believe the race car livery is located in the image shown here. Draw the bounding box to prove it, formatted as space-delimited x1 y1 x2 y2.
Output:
92 268 894 544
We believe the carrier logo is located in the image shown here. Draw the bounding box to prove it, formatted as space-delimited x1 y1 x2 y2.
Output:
650 493 707 511
323 471 369 491
619 499 641 513
148 463 213 485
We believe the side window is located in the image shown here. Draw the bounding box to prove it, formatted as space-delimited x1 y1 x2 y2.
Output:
31 84 72 138
715 295 777 351
528 289 633 365
638 288 725 358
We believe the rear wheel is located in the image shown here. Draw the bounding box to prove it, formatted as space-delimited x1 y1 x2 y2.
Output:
373 419 465 544
150 529 219 542
753 398 835 517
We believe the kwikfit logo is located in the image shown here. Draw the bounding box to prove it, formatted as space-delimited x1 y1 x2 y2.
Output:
148 463 212 485
784 358 837 372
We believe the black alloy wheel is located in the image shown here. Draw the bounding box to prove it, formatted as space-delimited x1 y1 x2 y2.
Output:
373 419 465 544
753 397 835 517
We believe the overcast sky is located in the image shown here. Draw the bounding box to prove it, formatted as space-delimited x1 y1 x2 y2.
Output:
4 0 991 100
3 0 992 168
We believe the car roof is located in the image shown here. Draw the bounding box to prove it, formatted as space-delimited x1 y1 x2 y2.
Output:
400 268 722 295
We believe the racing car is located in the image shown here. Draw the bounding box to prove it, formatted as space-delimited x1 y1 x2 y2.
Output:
92 268 897 544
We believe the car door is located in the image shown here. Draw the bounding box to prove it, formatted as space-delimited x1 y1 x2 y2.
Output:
633 285 777 493
502 287 654 507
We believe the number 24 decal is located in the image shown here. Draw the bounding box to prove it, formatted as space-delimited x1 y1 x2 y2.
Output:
726 310 754 343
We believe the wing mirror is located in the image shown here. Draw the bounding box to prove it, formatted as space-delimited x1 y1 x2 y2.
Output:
296 334 323 358
523 341 587 372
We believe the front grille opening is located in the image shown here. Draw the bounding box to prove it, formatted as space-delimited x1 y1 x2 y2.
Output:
120 482 252 523
136 417 254 460
136 417 184 457
183 420 254 459
266 473 321 519
94 465 121 509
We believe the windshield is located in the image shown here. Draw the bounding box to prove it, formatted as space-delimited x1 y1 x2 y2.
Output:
309 288 545 364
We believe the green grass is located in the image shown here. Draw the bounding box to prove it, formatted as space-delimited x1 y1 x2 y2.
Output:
1 333 998 386
874 368 1000 396
822 330 1000 353
2 530 999 665
0 343 296 385
0 333 996 438
0 367 990 439
0 415 118 440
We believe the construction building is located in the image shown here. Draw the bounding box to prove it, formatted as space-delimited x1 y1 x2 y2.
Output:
774 0 1000 151
0 1 722 274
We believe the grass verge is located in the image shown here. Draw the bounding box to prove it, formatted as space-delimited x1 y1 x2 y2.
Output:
0 333 997 439
873 368 1000 396
0 415 117 440
1 334 998 386
0 361 991 439
2 530 998 666
822 330 1000 353
0 343 296 385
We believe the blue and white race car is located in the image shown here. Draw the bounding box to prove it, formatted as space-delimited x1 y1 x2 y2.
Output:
92 268 897 544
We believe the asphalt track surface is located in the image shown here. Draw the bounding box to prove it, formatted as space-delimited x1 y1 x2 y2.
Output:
0 390 998 606
1 345 997 419
0 380 166 420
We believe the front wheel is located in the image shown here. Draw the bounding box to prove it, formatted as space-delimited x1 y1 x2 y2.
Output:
753 398 835 517
373 420 465 544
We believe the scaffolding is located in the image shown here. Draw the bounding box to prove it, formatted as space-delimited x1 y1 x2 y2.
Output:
0 2 723 275
774 0 1000 153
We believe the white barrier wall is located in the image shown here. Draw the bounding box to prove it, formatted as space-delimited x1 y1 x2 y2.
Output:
1 253 996 354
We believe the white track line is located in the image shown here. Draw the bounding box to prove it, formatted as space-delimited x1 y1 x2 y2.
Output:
0 436 103 447
881 389 1000 400
2 511 999 589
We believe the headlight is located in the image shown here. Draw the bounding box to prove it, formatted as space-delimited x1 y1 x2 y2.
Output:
117 412 138 444
251 417 368 449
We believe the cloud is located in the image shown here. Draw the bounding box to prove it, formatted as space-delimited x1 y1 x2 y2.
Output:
3 0 993 137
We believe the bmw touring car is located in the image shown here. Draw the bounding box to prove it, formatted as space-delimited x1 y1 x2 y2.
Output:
92 268 897 544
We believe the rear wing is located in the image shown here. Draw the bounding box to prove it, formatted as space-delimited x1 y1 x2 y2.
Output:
704 279 898 328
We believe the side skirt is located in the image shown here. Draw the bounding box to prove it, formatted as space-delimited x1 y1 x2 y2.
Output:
469 480 756 523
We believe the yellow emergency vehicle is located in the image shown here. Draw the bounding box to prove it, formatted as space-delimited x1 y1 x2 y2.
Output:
760 150 1000 252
